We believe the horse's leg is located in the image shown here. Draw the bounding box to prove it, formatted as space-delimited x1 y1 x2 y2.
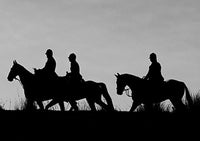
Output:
69 100 79 111
68 102 74 111
99 83 114 111
144 103 154 112
45 99 59 110
26 98 35 111
37 101 44 110
69 106 73 111
170 98 186 112
96 99 110 111
58 101 65 111
130 100 140 112
87 99 96 111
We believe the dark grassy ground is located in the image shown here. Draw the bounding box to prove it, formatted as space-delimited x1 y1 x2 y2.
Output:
1 90 199 140
0 110 199 140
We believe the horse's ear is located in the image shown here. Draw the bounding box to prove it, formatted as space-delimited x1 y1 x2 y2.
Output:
115 73 120 78
13 60 18 65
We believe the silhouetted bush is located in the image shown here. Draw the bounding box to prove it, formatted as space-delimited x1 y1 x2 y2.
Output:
189 90 200 112
16 99 37 111
0 104 5 111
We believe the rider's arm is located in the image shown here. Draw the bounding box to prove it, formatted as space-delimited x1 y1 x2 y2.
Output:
144 66 151 80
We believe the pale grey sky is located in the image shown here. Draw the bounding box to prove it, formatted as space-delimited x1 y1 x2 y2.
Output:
1 0 200 110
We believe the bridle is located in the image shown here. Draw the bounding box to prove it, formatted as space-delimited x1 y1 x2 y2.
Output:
124 88 132 97
14 76 24 88
118 78 132 97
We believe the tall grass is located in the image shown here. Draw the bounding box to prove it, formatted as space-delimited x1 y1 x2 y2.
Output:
14 99 37 111
136 102 172 113
135 89 200 113
9 88 200 112
189 90 200 112
0 105 5 111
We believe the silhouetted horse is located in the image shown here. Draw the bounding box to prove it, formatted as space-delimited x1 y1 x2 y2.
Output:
45 80 114 111
115 73 193 112
7 60 67 110
7 60 114 111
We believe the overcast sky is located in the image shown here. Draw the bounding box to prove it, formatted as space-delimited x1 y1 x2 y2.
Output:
1 0 200 110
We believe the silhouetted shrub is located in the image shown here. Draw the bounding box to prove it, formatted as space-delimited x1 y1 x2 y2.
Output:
15 99 37 111
189 90 200 112
0 104 5 111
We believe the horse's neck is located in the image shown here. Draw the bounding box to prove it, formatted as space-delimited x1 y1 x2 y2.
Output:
18 65 33 85
124 75 140 90
126 78 134 89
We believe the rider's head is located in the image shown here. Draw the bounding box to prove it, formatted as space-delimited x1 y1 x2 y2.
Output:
68 53 76 62
149 53 157 63
46 49 53 58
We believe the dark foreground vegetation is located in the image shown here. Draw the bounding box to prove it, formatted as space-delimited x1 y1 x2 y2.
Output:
1 91 200 139
0 110 199 140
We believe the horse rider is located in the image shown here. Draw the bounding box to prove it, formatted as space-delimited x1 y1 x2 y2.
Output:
35 49 57 81
143 53 164 87
67 53 83 88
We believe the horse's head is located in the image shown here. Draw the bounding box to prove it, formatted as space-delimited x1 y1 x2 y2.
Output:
115 73 127 95
7 60 20 82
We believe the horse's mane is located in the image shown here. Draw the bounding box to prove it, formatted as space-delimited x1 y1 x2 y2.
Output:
121 73 142 81
16 63 33 76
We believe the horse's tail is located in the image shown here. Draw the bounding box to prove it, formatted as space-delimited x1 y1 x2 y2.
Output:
183 82 193 107
99 83 114 111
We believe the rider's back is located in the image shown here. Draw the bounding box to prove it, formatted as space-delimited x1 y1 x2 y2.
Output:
148 62 164 82
43 56 56 75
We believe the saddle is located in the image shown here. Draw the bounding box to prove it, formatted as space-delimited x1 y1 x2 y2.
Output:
34 68 58 87
144 79 166 95
65 72 85 90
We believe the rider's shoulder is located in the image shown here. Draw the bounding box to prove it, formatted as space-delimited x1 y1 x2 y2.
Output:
152 62 161 67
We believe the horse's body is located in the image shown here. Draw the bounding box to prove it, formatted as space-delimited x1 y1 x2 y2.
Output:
45 80 114 111
115 73 192 112
7 61 114 111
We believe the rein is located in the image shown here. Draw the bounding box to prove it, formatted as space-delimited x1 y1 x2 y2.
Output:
14 77 24 88
124 88 132 97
